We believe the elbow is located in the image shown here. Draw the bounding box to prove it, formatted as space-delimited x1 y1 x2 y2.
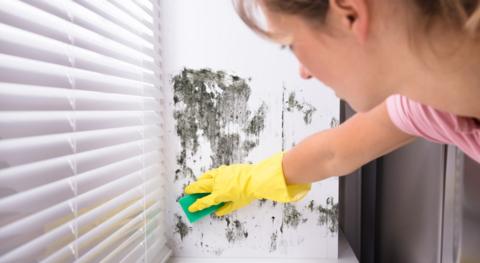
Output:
325 150 362 177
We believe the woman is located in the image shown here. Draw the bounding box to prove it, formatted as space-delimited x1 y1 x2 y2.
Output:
185 0 480 216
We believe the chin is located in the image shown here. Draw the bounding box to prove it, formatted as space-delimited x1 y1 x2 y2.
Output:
346 99 376 113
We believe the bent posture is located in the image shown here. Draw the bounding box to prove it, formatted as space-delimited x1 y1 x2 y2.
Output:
186 0 480 216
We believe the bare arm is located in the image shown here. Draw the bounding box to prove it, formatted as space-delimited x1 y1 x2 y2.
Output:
283 101 415 184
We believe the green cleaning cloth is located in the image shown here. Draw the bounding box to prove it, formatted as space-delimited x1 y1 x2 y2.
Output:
178 193 224 223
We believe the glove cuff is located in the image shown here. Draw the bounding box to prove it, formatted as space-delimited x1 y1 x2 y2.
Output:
251 152 311 202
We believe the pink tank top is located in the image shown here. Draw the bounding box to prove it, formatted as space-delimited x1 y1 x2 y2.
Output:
386 94 480 163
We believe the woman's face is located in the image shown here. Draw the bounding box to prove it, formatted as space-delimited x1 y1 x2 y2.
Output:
265 6 394 112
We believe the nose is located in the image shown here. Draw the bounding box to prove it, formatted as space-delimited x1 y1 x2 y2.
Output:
299 65 312 79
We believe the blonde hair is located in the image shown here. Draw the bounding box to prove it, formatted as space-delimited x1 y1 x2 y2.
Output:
233 0 480 39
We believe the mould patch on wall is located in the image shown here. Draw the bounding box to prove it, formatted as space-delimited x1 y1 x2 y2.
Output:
305 198 339 234
245 103 267 136
172 68 268 244
286 92 317 124
174 213 192 241
317 197 339 233
225 219 249 243
330 117 339 128
172 68 267 179
282 203 306 229
269 231 278 252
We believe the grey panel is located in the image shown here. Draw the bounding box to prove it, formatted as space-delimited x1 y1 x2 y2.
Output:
378 140 445 263
460 155 480 262
339 170 361 258
339 101 362 259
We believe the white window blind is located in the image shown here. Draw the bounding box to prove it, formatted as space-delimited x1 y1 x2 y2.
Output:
0 0 171 262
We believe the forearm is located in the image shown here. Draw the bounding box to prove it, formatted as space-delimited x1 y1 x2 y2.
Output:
282 128 352 184
282 102 415 185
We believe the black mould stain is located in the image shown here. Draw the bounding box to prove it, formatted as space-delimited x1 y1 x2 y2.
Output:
258 198 267 207
246 103 267 136
303 107 316 124
209 213 225 222
269 231 278 252
330 117 340 128
304 198 339 234
317 197 339 234
242 140 257 153
282 204 305 229
225 219 249 243
174 213 192 241
285 92 317 125
172 68 268 181
306 200 315 212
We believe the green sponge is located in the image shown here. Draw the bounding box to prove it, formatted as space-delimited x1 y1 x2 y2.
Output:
178 193 224 223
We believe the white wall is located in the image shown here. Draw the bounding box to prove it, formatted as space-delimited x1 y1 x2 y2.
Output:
160 0 340 260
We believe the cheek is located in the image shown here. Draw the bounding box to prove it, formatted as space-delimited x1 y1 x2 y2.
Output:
303 57 347 96
303 57 371 108
294 44 345 88
293 40 377 107
296 52 333 84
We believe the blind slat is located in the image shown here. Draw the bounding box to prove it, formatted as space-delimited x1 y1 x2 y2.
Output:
0 137 150 171
27 0 153 49
100 219 166 262
0 111 161 139
0 1 153 62
0 84 161 111
0 0 167 261
76 0 153 39
77 198 164 263
75 189 161 258
0 151 159 198
0 187 145 262
0 201 75 262
76 168 161 212
142 237 168 263
77 217 144 263
78 223 144 263
100 226 145 263
134 0 154 13
0 163 162 230
0 54 154 92
109 0 153 26
0 179 160 262
0 166 143 227
0 127 161 167
119 239 146 263
0 23 155 80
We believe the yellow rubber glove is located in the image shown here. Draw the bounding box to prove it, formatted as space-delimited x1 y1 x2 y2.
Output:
184 152 311 216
